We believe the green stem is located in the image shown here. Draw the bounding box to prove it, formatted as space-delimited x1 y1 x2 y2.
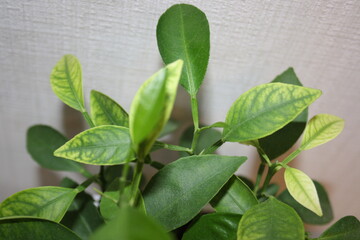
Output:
257 146 272 166
282 148 302 165
253 162 265 193
150 160 165 170
81 111 95 128
76 175 98 192
118 159 132 207
130 157 145 207
155 141 192 154
191 129 200 154
79 168 93 178
191 96 199 131
201 139 225 155
260 166 279 195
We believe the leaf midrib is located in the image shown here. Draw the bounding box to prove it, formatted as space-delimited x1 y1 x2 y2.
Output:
93 93 119 126
63 56 84 112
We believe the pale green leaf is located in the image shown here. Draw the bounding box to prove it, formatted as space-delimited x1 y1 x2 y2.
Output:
157 4 210 95
316 216 360 240
90 207 172 240
0 187 78 222
223 83 321 142
143 154 246 231
182 213 241 240
27 125 85 173
237 197 304 240
300 114 344 151
284 167 323 216
211 175 258 214
0 217 81 240
55 126 133 165
50 55 84 111
90 90 129 127
130 60 183 156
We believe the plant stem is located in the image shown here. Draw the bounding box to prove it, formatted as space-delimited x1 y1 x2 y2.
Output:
257 146 272 166
260 166 278 195
253 162 265 193
76 175 98 192
81 111 95 128
282 148 302 165
118 158 132 207
191 128 200 154
150 160 165 170
191 95 199 131
79 168 93 178
201 138 225 155
154 141 192 154
130 156 145 207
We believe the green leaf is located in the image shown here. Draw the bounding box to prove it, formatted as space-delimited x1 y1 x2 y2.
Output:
130 60 183 156
284 167 322 216
279 181 333 225
55 125 133 165
182 213 241 240
50 54 85 111
159 119 180 138
316 216 360 240
0 187 78 222
300 114 344 151
157 4 210 95
143 155 246 231
258 68 308 159
211 176 258 214
223 83 322 142
90 90 129 127
0 217 81 240
90 207 172 240
237 197 304 240
262 183 280 196
27 125 85 173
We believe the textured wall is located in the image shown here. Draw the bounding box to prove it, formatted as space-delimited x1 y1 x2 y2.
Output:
0 0 359 235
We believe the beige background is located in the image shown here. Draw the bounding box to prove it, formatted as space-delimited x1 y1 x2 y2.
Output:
1 0 359 236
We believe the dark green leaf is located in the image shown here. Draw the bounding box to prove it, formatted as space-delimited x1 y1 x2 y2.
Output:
27 125 85 173
159 119 180 138
143 155 246 231
55 126 133 165
223 83 322 142
90 90 129 127
316 216 360 240
237 197 304 240
0 187 78 222
211 176 258 214
262 183 280 196
279 181 333 225
0 217 81 240
90 207 172 240
157 4 210 95
182 213 241 240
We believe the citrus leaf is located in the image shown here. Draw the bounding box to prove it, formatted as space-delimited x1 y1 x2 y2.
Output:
50 54 84 111
316 216 360 240
159 119 179 138
300 114 344 151
157 4 209 95
237 197 304 240
27 125 85 173
211 175 258 214
279 181 333 225
130 60 183 156
182 213 241 240
90 90 129 127
284 167 323 216
0 217 81 240
143 154 246 231
223 83 321 142
0 187 78 222
55 126 133 165
90 207 172 240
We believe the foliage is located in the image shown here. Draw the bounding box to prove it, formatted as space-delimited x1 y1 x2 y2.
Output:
0 3 357 240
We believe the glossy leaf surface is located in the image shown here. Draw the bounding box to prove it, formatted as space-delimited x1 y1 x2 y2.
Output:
157 4 209 95
258 68 308 159
224 83 321 142
211 175 258 214
143 155 246 231
182 213 241 240
284 167 322 216
90 90 129 127
27 125 84 173
316 216 360 240
237 197 304 240
279 181 333 224
0 187 78 222
0 217 81 240
50 54 84 111
130 60 183 156
55 126 133 165
300 114 344 151
90 207 172 240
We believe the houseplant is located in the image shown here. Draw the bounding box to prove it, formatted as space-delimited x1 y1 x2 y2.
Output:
0 3 359 239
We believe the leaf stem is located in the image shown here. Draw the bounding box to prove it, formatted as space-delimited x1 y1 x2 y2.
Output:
191 129 200 154
201 138 225 155
76 175 98 192
81 111 95 128
118 154 133 207
130 156 145 207
191 96 199 131
154 141 192 154
253 162 265 193
282 148 302 165
150 160 165 170
257 146 272 166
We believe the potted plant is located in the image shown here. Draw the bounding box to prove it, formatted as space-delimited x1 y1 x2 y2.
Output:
0 3 358 240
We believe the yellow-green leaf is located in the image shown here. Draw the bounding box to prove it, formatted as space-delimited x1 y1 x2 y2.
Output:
300 114 344 151
0 187 78 222
130 60 183 156
284 167 323 216
50 55 85 111
90 90 129 127
223 83 321 142
55 126 133 165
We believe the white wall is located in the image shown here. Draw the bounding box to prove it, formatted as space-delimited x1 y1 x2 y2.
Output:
1 0 359 235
